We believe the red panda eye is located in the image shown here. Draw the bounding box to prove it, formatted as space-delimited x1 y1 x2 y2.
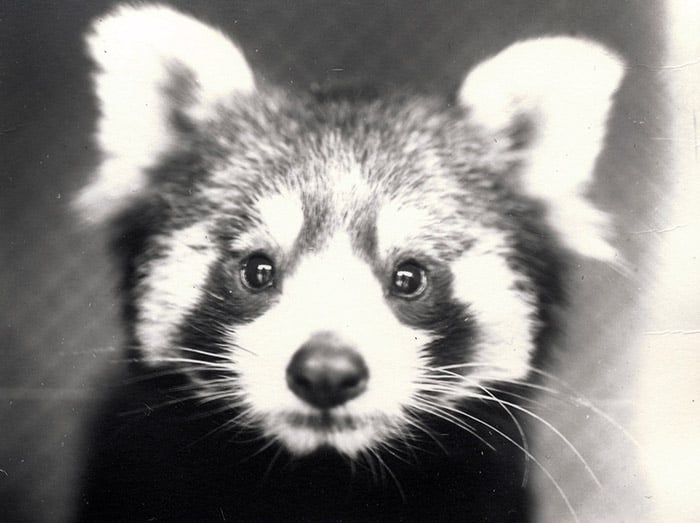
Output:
391 261 427 298
241 254 275 290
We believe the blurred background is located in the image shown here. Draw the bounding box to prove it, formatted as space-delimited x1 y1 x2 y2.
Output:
2 1 695 522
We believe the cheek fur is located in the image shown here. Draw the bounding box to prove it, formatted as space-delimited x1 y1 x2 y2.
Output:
135 223 218 362
450 235 539 384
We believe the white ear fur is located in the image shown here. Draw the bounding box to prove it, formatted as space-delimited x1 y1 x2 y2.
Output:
76 4 255 222
459 37 625 262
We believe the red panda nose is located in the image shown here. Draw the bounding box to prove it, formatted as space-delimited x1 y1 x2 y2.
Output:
286 337 369 409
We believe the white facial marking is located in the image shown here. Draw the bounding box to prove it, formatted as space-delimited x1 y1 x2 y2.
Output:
451 232 537 383
137 223 217 361
231 233 431 456
256 191 305 252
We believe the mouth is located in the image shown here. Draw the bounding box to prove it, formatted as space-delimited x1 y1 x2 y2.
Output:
266 409 398 457
284 411 363 431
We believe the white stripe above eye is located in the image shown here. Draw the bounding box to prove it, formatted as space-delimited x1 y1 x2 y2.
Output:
256 190 305 252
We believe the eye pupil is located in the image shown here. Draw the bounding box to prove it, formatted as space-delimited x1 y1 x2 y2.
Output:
395 270 415 291
241 254 275 290
392 261 426 298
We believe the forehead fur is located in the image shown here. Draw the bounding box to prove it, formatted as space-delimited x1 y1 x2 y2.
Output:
159 89 522 249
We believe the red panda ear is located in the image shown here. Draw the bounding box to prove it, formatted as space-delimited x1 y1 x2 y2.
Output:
459 37 625 263
75 5 255 223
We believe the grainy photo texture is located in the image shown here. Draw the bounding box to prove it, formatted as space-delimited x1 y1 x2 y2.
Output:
1 2 697 522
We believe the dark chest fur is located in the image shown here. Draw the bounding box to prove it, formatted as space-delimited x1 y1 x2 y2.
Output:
78 370 530 523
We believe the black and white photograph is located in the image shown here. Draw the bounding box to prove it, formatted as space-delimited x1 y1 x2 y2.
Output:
1 1 698 521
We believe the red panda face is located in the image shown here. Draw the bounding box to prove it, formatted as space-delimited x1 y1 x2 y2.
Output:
113 157 540 459
109 92 562 456
76 5 624 459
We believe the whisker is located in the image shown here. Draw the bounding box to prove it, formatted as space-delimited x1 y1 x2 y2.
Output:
427 361 638 453
430 376 601 491
431 400 579 522
525 366 641 449
403 415 450 456
228 430 278 464
356 449 379 484
160 377 233 393
376 440 413 467
391 427 421 463
478 385 531 488
367 447 406 502
177 346 228 360
483 386 543 406
419 362 501 372
147 357 232 369
120 366 200 384
411 396 496 452
261 445 285 484
414 382 462 395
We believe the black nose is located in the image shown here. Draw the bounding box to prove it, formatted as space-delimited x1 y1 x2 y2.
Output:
286 335 369 409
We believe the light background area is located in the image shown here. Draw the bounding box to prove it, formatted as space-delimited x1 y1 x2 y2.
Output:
635 1 699 521
0 1 693 522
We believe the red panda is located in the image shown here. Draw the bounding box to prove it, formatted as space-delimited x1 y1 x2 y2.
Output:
75 4 625 521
